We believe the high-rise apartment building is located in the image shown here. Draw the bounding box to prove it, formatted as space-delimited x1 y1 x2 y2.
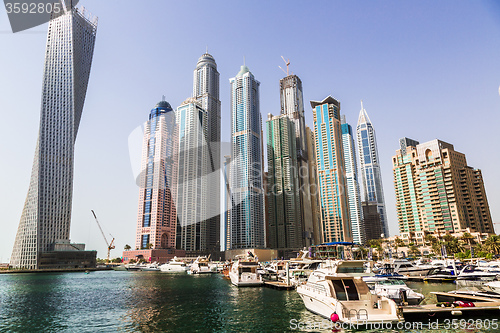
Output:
306 126 322 245
175 98 209 252
10 8 98 269
193 52 221 255
393 139 494 234
312 96 352 243
266 114 302 249
222 155 231 252
229 65 265 249
341 116 364 244
279 75 314 246
356 102 388 237
135 100 178 251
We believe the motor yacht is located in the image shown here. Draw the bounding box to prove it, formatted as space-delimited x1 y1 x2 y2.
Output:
159 257 187 272
456 265 498 281
189 256 215 274
141 262 160 271
297 267 403 324
381 259 434 276
229 255 263 287
372 279 424 305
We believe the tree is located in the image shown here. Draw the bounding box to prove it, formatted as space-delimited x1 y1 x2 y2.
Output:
484 235 500 255
425 234 437 245
124 244 131 251
112 257 122 263
460 233 475 248
145 243 153 249
129 259 137 264
409 245 420 257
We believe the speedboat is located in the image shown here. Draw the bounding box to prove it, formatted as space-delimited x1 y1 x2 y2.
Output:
372 279 424 305
456 265 498 281
159 257 187 272
229 255 263 287
189 256 215 274
381 259 434 276
297 267 404 324
141 262 160 271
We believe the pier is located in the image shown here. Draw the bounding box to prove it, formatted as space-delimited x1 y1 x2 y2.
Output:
263 280 295 290
402 300 500 319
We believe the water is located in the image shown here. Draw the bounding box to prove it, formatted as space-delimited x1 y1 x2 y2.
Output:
0 271 499 332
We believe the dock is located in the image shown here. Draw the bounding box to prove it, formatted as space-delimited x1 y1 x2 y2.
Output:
402 300 500 319
263 280 295 290
432 291 500 303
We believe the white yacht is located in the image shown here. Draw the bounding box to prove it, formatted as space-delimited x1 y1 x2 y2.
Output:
141 262 160 271
381 259 434 276
189 256 215 274
229 256 263 287
297 267 403 324
456 265 498 281
159 257 187 272
372 279 424 305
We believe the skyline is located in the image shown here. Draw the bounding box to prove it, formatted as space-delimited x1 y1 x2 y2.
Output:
1 0 500 260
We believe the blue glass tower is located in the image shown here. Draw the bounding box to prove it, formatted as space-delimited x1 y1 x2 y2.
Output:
356 101 388 237
229 65 265 249
311 96 352 243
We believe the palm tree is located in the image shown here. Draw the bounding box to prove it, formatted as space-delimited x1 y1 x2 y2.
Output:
409 245 420 257
145 243 153 249
124 244 131 251
425 234 437 245
460 232 475 248
484 235 500 255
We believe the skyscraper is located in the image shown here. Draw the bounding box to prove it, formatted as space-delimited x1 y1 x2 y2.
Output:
135 100 178 251
392 139 494 234
229 65 265 249
280 74 314 246
306 126 322 245
393 138 421 233
312 96 352 243
356 101 388 237
175 98 209 252
10 8 98 269
266 114 302 249
341 116 364 244
193 52 221 255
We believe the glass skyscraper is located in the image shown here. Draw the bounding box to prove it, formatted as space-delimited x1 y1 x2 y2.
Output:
229 65 265 249
341 116 364 244
175 98 209 252
192 52 221 255
312 96 352 243
279 74 314 246
10 8 98 269
266 114 302 249
356 102 388 238
135 100 178 251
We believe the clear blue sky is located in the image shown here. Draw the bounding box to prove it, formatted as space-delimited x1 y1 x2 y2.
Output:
1 0 499 261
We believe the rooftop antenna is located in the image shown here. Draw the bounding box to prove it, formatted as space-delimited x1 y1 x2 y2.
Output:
162 95 166 102
360 100 364 110
206 45 208 54
243 55 246 66
279 56 291 76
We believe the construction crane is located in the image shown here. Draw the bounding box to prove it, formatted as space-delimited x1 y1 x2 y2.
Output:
279 55 291 76
91 210 115 265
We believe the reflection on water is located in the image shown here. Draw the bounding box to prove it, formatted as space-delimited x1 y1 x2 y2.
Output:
1 271 500 332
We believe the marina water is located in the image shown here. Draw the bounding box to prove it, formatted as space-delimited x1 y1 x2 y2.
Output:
1 271 499 332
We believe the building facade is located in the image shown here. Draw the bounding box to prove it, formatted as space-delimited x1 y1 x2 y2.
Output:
193 52 221 255
279 75 313 246
175 98 209 252
10 8 98 269
266 114 302 249
312 96 352 243
135 100 178 251
356 101 388 237
392 139 494 234
229 65 265 249
341 116 365 244
306 126 322 245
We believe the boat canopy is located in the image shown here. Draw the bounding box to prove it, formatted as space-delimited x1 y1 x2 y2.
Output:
320 242 356 246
